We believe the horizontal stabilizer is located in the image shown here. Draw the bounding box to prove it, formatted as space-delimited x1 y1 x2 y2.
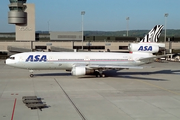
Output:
139 54 171 63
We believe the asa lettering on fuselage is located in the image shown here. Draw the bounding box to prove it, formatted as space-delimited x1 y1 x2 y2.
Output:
26 55 47 62
138 46 152 51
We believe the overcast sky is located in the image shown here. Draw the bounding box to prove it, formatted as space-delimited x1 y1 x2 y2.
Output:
0 0 180 32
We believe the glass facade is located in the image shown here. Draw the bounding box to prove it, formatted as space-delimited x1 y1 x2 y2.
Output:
9 0 27 3
9 7 23 11
8 0 27 24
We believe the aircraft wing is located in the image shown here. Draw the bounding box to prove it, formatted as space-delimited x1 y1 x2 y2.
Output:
73 63 143 70
86 64 143 69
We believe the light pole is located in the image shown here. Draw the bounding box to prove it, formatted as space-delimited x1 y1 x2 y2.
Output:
48 20 50 33
164 13 168 43
126 17 129 36
81 11 85 50
164 13 168 54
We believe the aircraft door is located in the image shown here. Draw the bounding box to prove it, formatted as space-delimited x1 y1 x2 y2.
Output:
84 56 90 64
47 56 56 69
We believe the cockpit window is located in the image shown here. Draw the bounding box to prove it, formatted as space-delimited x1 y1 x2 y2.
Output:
10 57 15 60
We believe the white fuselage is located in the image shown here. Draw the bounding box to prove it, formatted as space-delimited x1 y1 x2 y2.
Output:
6 52 153 70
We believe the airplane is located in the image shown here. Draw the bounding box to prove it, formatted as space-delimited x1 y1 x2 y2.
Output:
5 25 165 78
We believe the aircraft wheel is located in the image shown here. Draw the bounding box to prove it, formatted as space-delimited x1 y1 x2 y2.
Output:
30 74 34 78
95 71 105 78
96 74 105 78
96 74 101 78
96 74 98 77
102 74 105 78
95 71 99 77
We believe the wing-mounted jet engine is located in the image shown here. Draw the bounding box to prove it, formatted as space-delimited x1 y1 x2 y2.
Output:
71 66 95 76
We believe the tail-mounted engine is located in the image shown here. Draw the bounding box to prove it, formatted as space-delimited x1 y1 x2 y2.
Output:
128 43 160 53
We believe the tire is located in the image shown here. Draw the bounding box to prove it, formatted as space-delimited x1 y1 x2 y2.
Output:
30 74 34 78
175 57 179 61
102 74 106 78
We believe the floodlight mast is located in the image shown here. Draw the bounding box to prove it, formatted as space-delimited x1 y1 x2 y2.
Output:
48 20 50 33
164 13 168 54
126 17 129 36
81 11 85 50
164 13 168 43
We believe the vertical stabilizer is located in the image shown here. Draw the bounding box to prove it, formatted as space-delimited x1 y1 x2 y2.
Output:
140 25 164 43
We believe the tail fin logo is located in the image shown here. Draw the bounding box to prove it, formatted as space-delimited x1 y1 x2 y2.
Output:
140 25 164 43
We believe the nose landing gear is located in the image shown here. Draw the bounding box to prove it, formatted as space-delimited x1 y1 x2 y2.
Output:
29 70 34 78
30 74 34 78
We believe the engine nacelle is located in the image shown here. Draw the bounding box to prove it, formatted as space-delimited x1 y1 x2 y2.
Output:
128 43 159 53
71 66 94 76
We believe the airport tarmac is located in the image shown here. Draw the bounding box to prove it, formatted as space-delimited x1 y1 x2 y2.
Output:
0 60 180 120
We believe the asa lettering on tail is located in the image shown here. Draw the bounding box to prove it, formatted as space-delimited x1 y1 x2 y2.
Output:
26 55 47 62
138 46 152 51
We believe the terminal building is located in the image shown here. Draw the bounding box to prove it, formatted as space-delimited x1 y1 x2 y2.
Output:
50 32 82 41
1 31 180 54
0 0 179 55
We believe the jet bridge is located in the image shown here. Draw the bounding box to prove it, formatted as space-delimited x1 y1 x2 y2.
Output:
7 46 31 56
50 46 85 52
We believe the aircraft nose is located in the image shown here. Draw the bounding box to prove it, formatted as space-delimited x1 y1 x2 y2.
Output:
5 59 13 65
5 59 9 65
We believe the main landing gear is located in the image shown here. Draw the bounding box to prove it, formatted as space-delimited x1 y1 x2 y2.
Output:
95 71 106 78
